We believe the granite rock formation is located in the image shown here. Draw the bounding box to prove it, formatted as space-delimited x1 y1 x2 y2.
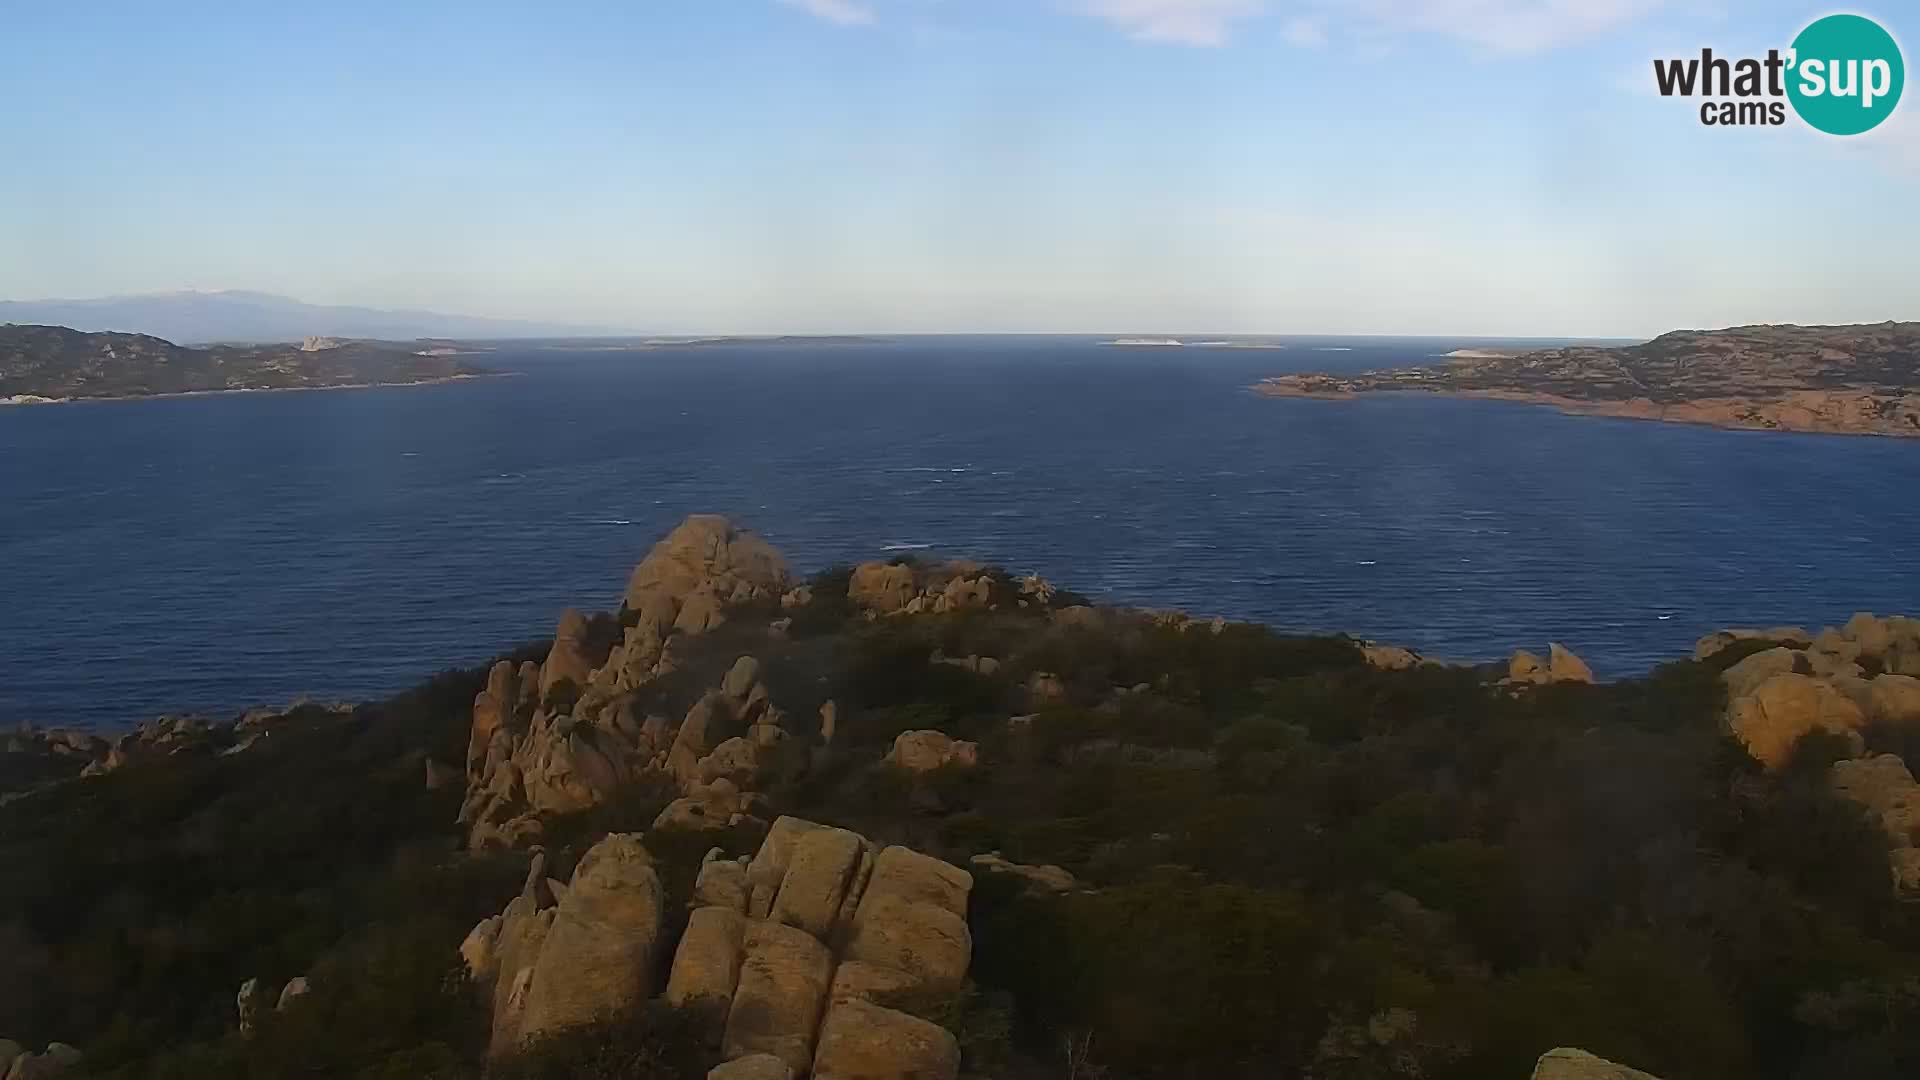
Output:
466 818 970 1078
460 516 799 850
1708 613 1920 895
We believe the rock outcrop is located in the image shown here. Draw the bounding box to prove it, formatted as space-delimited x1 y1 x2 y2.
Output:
1531 1048 1663 1079
1694 626 1813 660
1725 673 1866 769
4 704 345 797
1718 613 1920 772
970 852 1077 894
464 818 970 1076
461 517 804 850
519 834 666 1040
846 559 1057 617
1831 754 1920 895
884 730 979 775
1359 642 1423 670
1504 643 1595 686
465 834 665 1057
623 515 791 622
667 817 971 1080
1710 613 1920 896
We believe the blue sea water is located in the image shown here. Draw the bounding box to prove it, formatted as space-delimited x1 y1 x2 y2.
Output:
4 335 1919 732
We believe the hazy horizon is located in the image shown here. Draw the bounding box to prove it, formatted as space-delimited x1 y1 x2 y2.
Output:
5 2 1916 338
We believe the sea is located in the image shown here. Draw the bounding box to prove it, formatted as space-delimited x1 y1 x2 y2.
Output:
4 335 1918 733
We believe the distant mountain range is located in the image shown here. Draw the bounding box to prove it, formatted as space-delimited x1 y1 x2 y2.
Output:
0 291 619 344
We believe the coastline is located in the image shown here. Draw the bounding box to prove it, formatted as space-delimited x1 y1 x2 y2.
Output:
1251 382 1920 439
0 370 513 408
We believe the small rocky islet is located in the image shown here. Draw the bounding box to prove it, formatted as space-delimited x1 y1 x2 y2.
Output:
6 515 1920 1078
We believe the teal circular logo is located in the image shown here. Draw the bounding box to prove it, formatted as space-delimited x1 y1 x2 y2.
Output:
1787 14 1905 135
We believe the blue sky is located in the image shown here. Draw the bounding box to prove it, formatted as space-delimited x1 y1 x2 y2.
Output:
1 0 1914 336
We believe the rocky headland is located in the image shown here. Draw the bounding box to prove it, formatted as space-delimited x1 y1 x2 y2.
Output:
6 515 1920 1078
0 323 490 403
1255 322 1920 437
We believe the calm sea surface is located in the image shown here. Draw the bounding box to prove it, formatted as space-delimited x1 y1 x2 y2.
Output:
4 335 1918 732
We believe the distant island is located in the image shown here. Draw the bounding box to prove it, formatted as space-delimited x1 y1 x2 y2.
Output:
1105 337 1289 349
1255 322 1920 437
0 324 491 404
533 334 889 351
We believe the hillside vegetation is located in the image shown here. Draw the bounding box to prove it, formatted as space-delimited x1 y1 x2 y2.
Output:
4 518 1920 1079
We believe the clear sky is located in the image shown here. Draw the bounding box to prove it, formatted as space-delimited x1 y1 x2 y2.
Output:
2 0 1914 337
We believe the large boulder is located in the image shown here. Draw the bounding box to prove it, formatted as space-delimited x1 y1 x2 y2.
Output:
653 778 754 834
1726 673 1866 770
1548 643 1594 683
539 609 597 700
842 847 974 993
517 834 666 1042
842 893 972 993
1509 645 1595 685
670 692 731 786
769 827 867 941
721 921 835 1073
1867 674 1920 726
1360 643 1421 670
666 906 748 1010
848 562 918 614
722 656 762 701
1532 1048 1662 1079
812 998 961 1080
860 845 972 918
486 894 557 1058
623 515 790 621
884 730 980 775
460 914 503 987
746 817 826 918
694 850 751 913
1831 754 1920 850
1722 647 1804 700
1845 612 1894 659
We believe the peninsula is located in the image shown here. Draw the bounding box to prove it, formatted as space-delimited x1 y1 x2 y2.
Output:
0 324 490 403
1255 322 1920 437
